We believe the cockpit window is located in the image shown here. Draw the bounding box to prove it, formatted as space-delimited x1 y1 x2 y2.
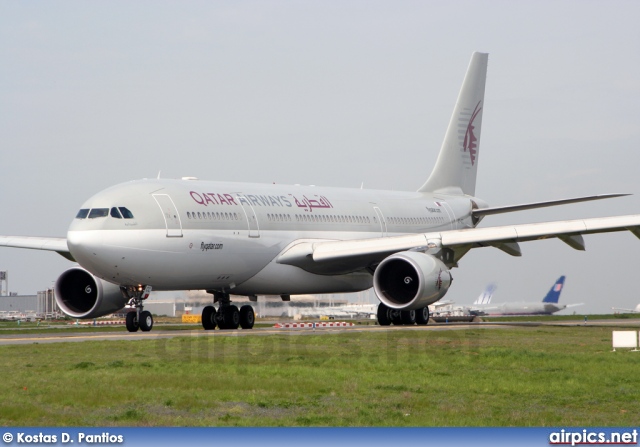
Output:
88 208 109 218
110 207 122 219
75 209 90 219
118 207 134 219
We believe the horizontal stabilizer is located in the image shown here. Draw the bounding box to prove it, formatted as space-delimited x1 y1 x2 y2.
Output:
472 194 630 217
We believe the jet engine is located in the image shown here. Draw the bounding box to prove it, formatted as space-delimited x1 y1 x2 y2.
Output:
373 251 452 310
54 267 129 319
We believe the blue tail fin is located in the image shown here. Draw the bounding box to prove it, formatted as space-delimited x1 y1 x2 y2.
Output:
542 276 566 303
473 283 496 305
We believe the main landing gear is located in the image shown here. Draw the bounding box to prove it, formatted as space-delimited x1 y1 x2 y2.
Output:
201 292 255 330
377 303 430 326
122 285 154 333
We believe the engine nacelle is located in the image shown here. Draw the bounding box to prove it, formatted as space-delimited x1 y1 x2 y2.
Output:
54 267 129 319
373 251 452 310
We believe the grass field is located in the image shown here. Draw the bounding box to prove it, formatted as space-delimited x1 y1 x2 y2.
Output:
1 324 639 426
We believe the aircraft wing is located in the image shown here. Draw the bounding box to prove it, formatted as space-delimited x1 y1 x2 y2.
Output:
278 214 640 273
0 236 74 261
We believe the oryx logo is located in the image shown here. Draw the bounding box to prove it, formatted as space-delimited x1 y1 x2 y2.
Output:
463 101 482 166
435 269 443 290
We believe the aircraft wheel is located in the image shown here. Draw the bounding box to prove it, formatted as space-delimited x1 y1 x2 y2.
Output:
229 305 240 329
390 309 403 325
139 311 154 332
401 309 416 325
220 305 240 330
415 307 430 325
202 305 216 330
377 303 391 326
125 311 139 332
239 305 255 329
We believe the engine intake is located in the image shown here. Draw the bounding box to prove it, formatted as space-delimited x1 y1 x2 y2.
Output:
373 251 452 310
54 267 129 319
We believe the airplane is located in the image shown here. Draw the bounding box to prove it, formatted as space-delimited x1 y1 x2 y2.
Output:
282 303 378 320
466 276 582 316
612 304 640 313
2 51 640 333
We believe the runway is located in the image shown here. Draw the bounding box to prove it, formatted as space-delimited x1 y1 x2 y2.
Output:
1 318 639 345
0 323 477 345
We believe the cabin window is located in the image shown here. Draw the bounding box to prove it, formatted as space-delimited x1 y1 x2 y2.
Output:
75 209 90 219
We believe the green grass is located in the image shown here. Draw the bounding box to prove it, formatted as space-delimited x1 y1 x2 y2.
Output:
481 313 638 322
1 325 639 426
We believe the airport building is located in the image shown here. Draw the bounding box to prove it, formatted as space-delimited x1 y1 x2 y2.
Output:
0 289 62 320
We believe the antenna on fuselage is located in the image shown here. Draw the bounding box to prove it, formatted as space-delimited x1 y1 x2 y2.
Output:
157 171 161 179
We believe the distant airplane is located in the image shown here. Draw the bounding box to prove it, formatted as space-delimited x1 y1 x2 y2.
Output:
285 303 378 320
468 276 582 316
612 304 640 313
1 52 639 332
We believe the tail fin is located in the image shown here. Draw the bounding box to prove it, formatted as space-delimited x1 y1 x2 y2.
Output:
542 276 566 303
419 52 488 196
474 283 496 305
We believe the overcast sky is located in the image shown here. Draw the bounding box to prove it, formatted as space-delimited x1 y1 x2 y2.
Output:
1 1 639 313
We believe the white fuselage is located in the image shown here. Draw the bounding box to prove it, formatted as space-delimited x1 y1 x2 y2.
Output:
470 302 566 316
67 178 477 296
